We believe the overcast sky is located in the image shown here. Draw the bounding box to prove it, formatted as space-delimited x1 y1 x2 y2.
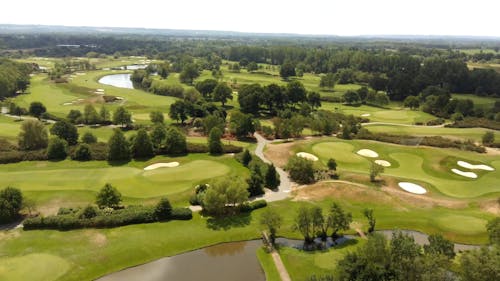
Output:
2 0 499 36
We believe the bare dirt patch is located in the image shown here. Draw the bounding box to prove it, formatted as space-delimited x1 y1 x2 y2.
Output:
0 230 20 241
479 199 500 215
264 142 295 168
84 230 108 247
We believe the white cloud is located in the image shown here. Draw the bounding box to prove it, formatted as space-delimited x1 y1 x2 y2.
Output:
2 0 499 36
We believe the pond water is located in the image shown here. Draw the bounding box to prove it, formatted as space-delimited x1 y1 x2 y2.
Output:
97 232 480 280
98 74 133 89
97 240 266 281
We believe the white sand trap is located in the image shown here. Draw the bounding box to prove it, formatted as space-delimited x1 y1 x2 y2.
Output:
374 160 391 167
451 169 477 179
143 162 180 171
76 72 86 75
398 182 427 194
457 161 494 171
357 149 379 158
96 89 105 92
361 113 371 117
296 152 319 161
62 102 73 106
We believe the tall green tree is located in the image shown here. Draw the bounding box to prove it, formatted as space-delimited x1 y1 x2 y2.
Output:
150 124 167 151
208 127 223 155
213 82 233 106
131 128 154 158
202 177 249 216
229 112 255 138
47 137 68 160
369 162 384 182
96 183 122 209
247 166 264 196
319 73 336 89
179 63 200 84
83 104 101 124
28 102 46 120
285 156 315 184
260 208 283 245
149 111 164 124
18 120 48 150
107 129 131 161
280 61 296 79
113 106 132 127
265 164 280 189
363 208 376 233
164 127 187 154
0 187 23 224
328 202 352 238
50 120 78 145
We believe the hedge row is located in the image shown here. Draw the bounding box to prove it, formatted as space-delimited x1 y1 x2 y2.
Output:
23 206 192 230
240 200 267 212
356 129 486 153
446 117 500 130
186 143 243 154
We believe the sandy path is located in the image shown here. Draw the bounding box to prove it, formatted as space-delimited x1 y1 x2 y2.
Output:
271 251 291 281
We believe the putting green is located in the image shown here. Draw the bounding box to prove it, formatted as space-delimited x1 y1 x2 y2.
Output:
432 215 487 235
0 157 234 198
0 253 70 281
312 142 367 168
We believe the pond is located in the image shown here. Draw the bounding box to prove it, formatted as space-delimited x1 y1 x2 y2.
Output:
97 240 266 281
98 74 133 89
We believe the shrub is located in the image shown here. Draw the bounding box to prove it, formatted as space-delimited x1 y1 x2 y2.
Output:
81 132 97 144
79 205 98 219
170 208 193 220
186 142 209 153
71 144 92 161
46 137 68 160
0 187 23 224
241 200 267 212
96 183 122 209
154 198 172 220
222 144 243 154
285 156 315 184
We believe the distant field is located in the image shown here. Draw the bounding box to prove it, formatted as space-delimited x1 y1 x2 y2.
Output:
451 93 499 108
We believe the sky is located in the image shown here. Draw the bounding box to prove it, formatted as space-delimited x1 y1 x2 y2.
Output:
2 0 500 36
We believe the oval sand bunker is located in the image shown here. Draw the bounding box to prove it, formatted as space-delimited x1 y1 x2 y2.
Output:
374 160 391 167
357 149 379 158
398 182 427 194
451 168 477 179
144 162 180 171
296 152 319 161
457 161 494 171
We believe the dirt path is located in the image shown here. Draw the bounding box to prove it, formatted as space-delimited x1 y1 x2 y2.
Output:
355 228 368 239
271 251 292 281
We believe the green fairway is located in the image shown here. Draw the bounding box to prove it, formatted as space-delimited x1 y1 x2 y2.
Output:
303 138 500 198
364 124 500 142
0 154 246 198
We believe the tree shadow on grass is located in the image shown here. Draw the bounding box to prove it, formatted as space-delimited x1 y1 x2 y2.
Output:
206 212 252 231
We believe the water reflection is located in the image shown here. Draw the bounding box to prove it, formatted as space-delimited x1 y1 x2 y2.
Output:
98 74 133 89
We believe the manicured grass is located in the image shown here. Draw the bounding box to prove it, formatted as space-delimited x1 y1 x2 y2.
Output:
451 93 499 108
256 248 281 281
364 124 500 142
280 239 365 280
0 253 71 281
0 154 247 199
302 138 500 198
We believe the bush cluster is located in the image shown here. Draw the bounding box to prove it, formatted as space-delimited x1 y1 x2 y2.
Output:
23 206 192 230
240 200 267 212
446 117 500 130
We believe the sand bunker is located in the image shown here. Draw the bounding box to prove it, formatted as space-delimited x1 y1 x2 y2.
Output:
357 149 379 158
62 102 73 106
451 169 477 179
374 160 391 167
361 113 371 117
296 152 319 161
457 161 494 171
398 182 427 194
143 162 180 171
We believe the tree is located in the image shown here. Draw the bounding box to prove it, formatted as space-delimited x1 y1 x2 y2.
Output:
482 131 495 145
50 120 78 145
202 177 249 216
202 114 225 135
294 206 315 243
241 149 252 167
131 128 154 158
328 202 352 238
195 79 218 98
319 73 336 89
208 127 223 155
72 143 92 161
179 63 200 84
164 127 187 154
0 187 23 224
107 129 131 161
113 106 132 127
150 124 167 151
96 183 122 209
81 131 97 144
308 92 321 109
369 162 384 182
260 208 283 244
363 208 376 233
67 109 82 124
247 166 264 197
285 156 315 184
390 231 422 281
83 104 101 124
265 164 280 189
18 120 48 150
280 61 296 79
169 100 190 124
327 159 337 171
247 61 258 72
99 106 111 123
287 80 307 104
403 95 420 110
155 197 172 220
486 217 500 245
213 82 233 106
29 101 46 119
343 91 361 105
424 234 455 259
459 246 500 281
229 112 255 138
158 62 170 79
238 83 263 114
47 137 68 160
